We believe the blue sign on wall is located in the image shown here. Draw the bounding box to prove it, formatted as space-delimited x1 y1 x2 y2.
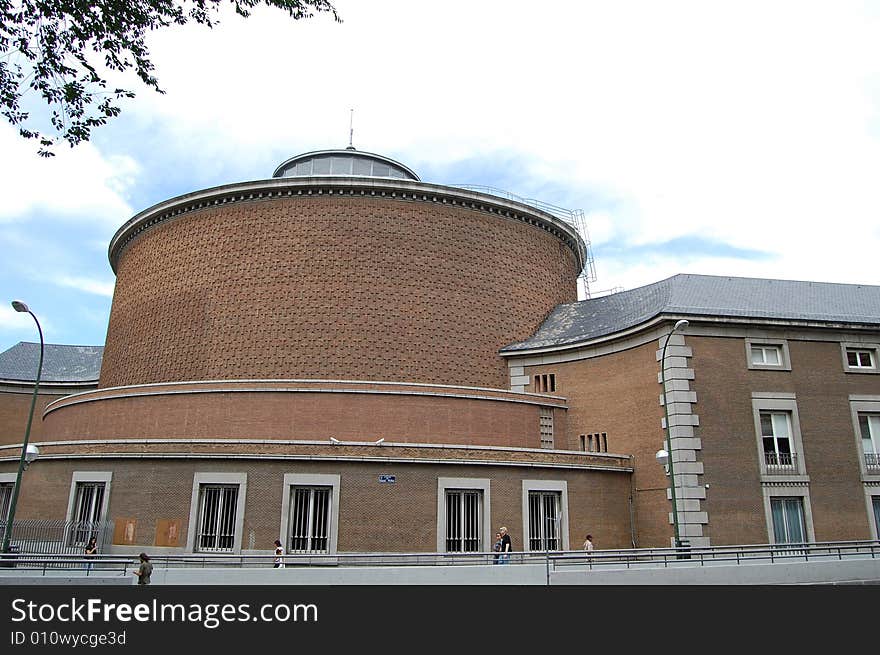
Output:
378 475 396 483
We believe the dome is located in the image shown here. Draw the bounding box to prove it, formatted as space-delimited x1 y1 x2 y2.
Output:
272 149 420 181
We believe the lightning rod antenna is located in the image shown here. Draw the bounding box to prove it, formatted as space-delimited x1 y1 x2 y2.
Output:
347 108 355 150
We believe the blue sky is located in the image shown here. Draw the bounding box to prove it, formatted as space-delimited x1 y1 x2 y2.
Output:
2 0 879 351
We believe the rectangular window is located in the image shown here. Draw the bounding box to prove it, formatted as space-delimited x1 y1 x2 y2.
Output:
445 489 482 552
528 491 561 551
848 349 875 368
196 484 239 553
761 411 796 473
873 498 880 538
533 373 556 393
539 408 554 449
859 414 880 472
0 483 11 521
70 482 106 546
0 483 12 540
288 486 331 554
751 344 782 366
770 497 807 544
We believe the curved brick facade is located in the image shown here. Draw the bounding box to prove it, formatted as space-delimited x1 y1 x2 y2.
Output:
100 185 581 389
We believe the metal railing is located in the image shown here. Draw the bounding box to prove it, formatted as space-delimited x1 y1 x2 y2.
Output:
764 451 798 474
2 540 878 576
0 519 114 556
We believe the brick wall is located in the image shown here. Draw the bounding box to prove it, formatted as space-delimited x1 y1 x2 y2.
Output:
100 195 579 390
0 458 633 553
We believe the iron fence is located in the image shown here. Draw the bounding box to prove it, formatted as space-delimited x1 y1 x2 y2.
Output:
0 519 114 556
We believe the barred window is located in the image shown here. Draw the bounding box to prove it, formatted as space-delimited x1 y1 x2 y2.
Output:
528 490 561 551
196 484 239 553
289 486 331 554
70 482 105 546
445 489 482 552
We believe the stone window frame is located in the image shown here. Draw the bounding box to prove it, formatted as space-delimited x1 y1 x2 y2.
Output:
751 393 809 479
841 342 880 374
864 485 880 541
280 473 340 556
745 338 792 371
65 471 112 525
761 484 816 544
0 473 15 523
436 477 491 553
849 395 880 481
520 479 569 552
185 472 247 554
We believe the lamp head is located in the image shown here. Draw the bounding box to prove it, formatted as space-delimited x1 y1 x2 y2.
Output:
655 448 669 466
23 444 40 469
12 300 29 313
673 319 689 331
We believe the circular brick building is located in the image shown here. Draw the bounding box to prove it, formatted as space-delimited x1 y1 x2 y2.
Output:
11 150 635 558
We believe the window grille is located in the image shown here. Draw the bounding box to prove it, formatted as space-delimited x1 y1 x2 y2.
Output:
0 483 11 522
445 489 482 552
528 490 561 551
196 484 239 552
539 408 554 449
289 486 331 554
70 482 105 546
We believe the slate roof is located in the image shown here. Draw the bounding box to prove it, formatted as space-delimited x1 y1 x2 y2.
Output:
502 274 880 353
0 342 103 383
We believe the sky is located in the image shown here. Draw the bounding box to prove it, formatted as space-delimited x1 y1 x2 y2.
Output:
1 0 879 351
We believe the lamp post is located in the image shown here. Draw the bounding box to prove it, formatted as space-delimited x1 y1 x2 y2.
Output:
2 301 44 554
656 319 689 550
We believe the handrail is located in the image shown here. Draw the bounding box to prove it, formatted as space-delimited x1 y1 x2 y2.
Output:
1 540 878 574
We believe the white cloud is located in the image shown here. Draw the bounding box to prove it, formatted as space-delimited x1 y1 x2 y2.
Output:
0 125 139 226
117 0 880 289
54 276 115 298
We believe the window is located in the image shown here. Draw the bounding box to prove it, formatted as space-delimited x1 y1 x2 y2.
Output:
770 497 807 544
445 489 483 552
65 472 111 547
761 411 796 472
196 485 239 552
186 473 246 553
521 480 569 551
859 414 880 472
841 343 880 373
539 408 554 449
751 344 781 366
0 482 11 521
584 432 608 453
745 339 790 370
437 478 490 553
527 491 561 551
288 486 332 554
752 394 806 477
534 373 556 393
873 497 880 540
849 350 875 368
0 480 12 540
281 474 340 556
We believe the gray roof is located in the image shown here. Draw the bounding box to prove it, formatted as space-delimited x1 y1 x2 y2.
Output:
0 342 103 383
502 274 880 353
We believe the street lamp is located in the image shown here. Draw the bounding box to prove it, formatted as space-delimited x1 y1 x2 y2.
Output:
2 301 44 554
656 318 689 550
